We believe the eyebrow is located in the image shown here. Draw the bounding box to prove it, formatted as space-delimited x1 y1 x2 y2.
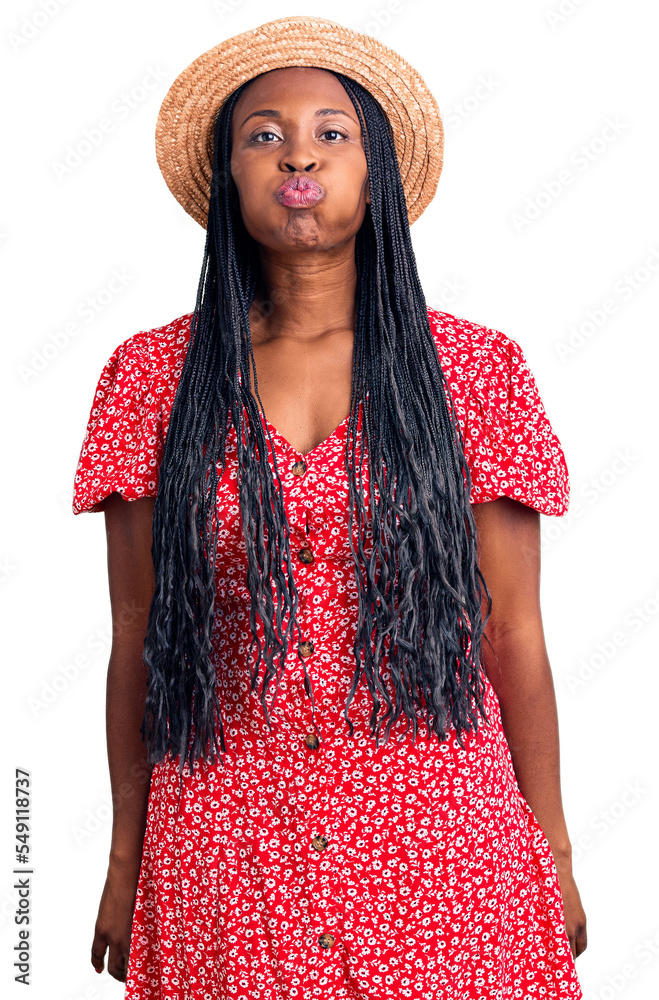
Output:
239 107 358 129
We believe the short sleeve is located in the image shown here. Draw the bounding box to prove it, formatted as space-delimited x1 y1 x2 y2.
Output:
72 332 163 514
462 334 570 516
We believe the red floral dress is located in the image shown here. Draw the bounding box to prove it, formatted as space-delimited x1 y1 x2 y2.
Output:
72 308 582 999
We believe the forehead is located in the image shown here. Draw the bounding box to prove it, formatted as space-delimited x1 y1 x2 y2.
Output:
233 66 353 114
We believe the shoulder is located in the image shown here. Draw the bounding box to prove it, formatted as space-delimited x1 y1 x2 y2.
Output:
72 312 194 514
427 307 569 514
106 306 529 409
115 309 193 373
426 306 534 418
427 306 525 384
107 310 193 406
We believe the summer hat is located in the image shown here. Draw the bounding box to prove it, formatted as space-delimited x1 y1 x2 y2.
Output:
155 14 443 228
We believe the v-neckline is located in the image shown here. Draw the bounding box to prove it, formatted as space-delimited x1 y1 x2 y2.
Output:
259 408 353 459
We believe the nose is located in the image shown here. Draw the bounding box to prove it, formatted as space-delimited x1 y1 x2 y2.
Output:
278 129 318 174
282 160 316 172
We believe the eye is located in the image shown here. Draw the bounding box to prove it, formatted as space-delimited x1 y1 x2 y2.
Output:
248 128 349 144
250 130 280 143
320 129 348 142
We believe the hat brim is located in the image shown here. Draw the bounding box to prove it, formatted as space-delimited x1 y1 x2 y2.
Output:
155 15 443 228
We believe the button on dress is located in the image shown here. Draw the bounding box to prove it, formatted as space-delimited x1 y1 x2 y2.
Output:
72 307 582 999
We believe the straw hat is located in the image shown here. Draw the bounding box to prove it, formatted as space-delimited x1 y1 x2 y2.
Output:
155 15 443 228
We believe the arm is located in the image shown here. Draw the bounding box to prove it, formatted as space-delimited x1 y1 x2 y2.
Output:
471 496 587 960
90 493 156 982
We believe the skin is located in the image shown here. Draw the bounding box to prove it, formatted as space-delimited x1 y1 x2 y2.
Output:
90 493 155 982
472 498 587 960
231 66 370 447
90 66 586 981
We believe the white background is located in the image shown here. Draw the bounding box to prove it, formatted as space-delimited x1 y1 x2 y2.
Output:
2 1 658 998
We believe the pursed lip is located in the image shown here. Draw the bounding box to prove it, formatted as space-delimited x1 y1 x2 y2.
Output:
276 175 325 207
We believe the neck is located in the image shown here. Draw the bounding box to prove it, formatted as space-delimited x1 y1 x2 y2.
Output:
249 242 358 342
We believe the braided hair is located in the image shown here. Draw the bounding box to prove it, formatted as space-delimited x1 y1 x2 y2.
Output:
141 71 493 775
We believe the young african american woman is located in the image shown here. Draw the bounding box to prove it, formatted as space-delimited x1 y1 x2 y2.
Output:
74 56 587 1000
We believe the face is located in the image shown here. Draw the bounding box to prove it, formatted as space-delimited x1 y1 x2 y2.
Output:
229 67 370 253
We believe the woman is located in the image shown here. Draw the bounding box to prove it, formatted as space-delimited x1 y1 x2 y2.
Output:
72 16 587 999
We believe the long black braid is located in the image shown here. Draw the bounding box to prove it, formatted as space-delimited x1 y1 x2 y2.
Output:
141 71 493 776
